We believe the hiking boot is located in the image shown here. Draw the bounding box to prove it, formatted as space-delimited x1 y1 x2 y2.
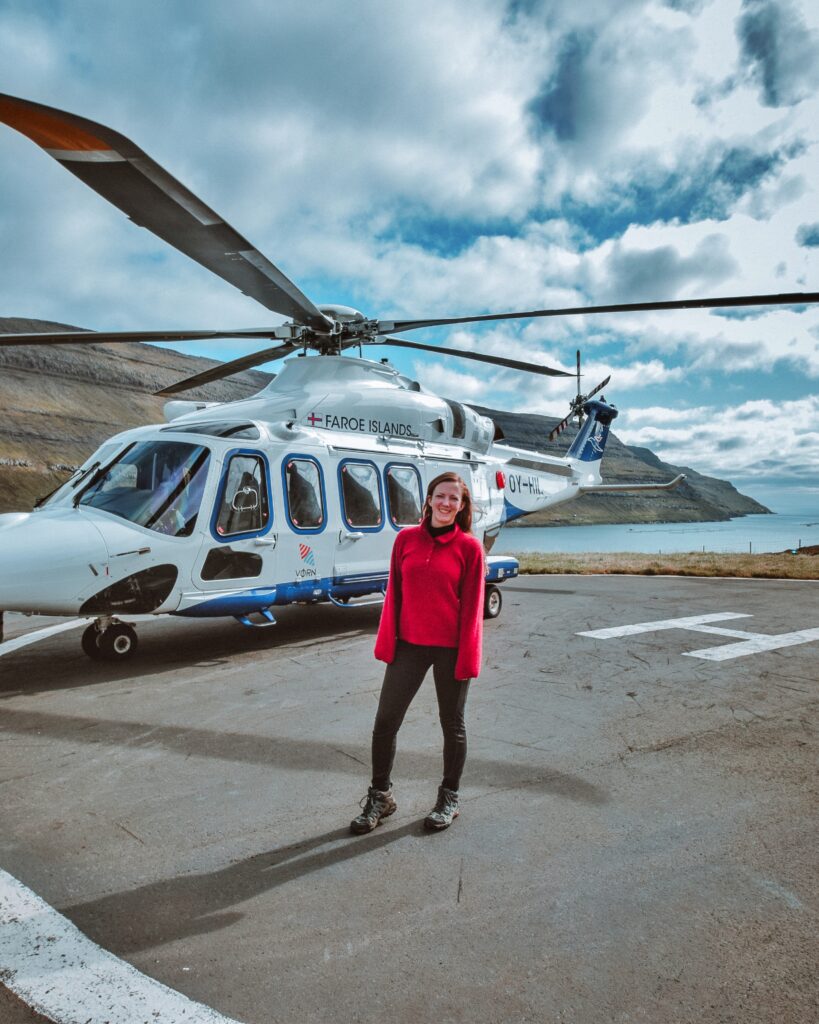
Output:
350 786 397 835
424 786 459 831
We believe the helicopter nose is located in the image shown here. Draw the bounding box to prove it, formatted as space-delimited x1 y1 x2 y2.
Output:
0 510 109 615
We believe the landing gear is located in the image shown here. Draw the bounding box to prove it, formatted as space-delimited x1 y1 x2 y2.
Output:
483 584 502 619
81 619 138 661
81 623 103 659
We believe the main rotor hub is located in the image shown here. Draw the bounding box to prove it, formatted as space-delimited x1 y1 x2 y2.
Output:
317 305 366 326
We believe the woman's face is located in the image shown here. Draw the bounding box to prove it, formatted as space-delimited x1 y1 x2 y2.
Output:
428 481 464 528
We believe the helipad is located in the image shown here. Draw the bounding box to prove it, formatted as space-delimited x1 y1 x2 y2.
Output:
1 575 816 1023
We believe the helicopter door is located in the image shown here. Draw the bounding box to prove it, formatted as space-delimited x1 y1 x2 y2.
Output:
280 454 333 592
192 450 276 592
334 458 390 580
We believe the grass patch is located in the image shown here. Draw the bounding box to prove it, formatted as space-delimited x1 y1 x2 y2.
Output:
513 550 819 580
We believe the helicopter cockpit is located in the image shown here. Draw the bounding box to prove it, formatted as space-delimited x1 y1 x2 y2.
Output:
39 440 212 538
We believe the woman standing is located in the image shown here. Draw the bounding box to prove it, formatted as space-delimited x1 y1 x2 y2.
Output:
350 471 485 834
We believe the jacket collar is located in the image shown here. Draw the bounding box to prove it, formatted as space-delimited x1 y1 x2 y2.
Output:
424 520 461 544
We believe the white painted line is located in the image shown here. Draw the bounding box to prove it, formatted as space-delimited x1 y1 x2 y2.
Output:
683 625 769 640
683 627 819 662
576 613 752 640
0 619 86 657
0 868 244 1023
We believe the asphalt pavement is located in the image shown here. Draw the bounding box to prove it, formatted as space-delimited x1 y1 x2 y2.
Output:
0 575 817 1024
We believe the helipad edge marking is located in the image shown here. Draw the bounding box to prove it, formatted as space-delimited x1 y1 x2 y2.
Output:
0 619 86 656
0 868 244 1024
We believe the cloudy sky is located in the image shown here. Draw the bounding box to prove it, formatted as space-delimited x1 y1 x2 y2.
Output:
2 0 818 513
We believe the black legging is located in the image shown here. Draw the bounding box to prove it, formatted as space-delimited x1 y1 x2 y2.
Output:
371 640 471 792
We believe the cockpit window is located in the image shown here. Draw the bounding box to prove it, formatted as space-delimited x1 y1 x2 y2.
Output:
36 442 122 508
214 453 270 537
77 441 211 537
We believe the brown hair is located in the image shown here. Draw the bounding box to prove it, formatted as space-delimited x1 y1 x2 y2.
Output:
423 471 473 533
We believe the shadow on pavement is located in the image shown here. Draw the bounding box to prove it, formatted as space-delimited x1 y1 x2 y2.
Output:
64 822 427 954
0 706 608 803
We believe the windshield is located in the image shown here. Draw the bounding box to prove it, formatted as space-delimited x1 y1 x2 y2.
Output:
75 440 211 536
37 441 123 508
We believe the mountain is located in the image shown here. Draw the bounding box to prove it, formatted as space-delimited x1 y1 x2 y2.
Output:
0 318 768 522
0 319 270 513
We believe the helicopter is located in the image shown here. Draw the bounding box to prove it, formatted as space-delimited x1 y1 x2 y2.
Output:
0 92 817 661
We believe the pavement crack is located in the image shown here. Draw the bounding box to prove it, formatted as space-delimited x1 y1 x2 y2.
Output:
333 747 367 766
773 682 811 694
115 821 146 845
457 857 464 904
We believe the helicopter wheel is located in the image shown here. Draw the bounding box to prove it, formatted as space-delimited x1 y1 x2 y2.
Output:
97 623 139 661
483 584 502 620
81 623 103 660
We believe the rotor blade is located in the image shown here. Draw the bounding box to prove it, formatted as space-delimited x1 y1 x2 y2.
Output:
0 327 287 347
376 291 819 335
154 342 300 396
0 93 329 330
547 415 573 442
585 374 611 402
374 338 574 378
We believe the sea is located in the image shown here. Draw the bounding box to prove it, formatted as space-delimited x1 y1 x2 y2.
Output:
493 513 819 556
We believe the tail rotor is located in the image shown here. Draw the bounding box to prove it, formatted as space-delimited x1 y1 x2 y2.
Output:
548 348 610 440
548 350 611 442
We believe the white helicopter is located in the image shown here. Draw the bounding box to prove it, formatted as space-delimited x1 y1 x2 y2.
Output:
0 93 817 661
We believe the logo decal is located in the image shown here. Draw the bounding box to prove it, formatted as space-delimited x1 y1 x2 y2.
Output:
588 424 605 454
298 543 315 567
303 410 418 438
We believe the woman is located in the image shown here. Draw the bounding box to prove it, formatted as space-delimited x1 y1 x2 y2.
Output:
350 471 485 834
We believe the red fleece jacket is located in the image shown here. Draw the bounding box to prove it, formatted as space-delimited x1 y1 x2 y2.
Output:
374 522 485 680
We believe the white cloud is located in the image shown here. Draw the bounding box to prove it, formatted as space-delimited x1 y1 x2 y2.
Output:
618 395 819 482
1 0 818 507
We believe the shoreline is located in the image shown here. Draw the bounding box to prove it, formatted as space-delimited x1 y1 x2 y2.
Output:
513 550 819 580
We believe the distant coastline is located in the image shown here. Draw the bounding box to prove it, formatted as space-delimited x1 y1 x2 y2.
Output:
494 514 817 556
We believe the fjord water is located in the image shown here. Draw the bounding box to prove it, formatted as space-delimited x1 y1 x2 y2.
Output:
494 514 819 555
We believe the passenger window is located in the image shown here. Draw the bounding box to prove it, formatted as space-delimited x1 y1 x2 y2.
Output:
340 461 382 529
385 465 422 527
285 457 324 529
214 454 269 537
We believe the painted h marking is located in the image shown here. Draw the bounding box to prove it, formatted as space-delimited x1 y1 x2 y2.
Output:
684 627 819 662
577 613 819 662
577 613 752 640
